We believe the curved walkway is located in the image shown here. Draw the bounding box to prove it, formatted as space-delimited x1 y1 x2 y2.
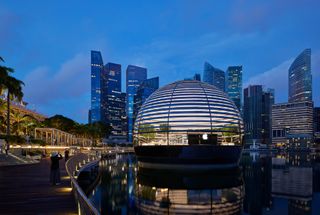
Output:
0 158 77 215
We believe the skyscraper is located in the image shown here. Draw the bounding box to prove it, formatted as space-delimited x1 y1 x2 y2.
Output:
203 62 225 91
101 62 123 135
120 92 128 136
288 48 312 102
193 73 201 81
126 65 147 142
314 107 320 143
134 77 159 118
226 66 242 110
272 101 314 148
243 85 274 145
90 50 104 123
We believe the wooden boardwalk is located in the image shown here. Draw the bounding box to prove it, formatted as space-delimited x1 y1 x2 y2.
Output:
0 158 77 215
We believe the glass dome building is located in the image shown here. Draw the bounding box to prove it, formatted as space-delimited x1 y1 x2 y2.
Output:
134 80 244 168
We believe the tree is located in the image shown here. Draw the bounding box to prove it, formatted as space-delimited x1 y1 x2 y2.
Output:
43 115 111 145
0 100 6 133
10 111 30 135
0 57 24 137
138 124 156 141
43 114 77 133
83 121 112 146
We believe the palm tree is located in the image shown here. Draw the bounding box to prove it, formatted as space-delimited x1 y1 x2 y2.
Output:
20 114 41 136
10 111 29 135
5 77 24 136
0 57 14 93
0 57 24 137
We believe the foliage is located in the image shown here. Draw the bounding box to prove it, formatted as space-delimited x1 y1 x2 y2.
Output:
0 56 24 137
43 115 112 145
30 138 46 146
221 126 239 136
159 123 170 132
43 114 78 133
138 124 156 140
0 134 25 144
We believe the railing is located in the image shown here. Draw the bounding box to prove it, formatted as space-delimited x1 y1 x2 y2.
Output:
65 153 100 215
65 147 134 215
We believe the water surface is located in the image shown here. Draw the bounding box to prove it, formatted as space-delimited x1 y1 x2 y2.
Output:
90 152 320 215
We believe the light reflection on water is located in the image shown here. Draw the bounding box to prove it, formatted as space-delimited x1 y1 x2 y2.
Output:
89 152 320 215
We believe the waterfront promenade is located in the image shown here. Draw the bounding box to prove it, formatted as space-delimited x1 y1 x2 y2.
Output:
0 157 77 215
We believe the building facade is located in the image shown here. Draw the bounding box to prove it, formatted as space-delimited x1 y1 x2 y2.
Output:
134 77 159 118
203 62 225 92
243 85 274 145
193 73 201 81
101 62 123 135
120 92 128 136
90 50 104 123
226 66 242 111
126 65 147 142
272 101 314 148
288 48 312 103
315 107 320 143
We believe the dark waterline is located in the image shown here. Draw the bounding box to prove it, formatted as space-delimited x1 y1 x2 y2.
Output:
89 152 320 215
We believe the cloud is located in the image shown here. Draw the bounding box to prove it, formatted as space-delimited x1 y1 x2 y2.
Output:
244 50 320 105
244 59 292 103
23 53 90 122
126 32 258 86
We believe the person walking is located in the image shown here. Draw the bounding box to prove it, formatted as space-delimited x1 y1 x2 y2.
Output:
4 138 9 156
50 152 63 185
64 149 69 162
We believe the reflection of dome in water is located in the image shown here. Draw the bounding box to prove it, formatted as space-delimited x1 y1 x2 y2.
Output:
134 80 243 146
135 168 244 215
133 80 244 169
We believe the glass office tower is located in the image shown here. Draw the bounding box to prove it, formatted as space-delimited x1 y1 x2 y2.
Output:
120 92 128 136
134 77 159 118
314 107 320 143
288 49 312 102
90 50 104 123
101 62 123 135
126 65 147 142
226 66 242 110
193 73 201 81
203 62 225 92
243 85 274 145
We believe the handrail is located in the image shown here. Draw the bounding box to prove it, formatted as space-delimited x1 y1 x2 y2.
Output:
65 153 100 215
65 148 134 215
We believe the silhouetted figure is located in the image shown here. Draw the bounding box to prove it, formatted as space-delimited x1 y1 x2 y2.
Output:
50 152 63 185
64 149 69 161
4 139 9 156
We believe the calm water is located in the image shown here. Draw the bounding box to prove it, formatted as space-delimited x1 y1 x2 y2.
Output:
89 152 320 215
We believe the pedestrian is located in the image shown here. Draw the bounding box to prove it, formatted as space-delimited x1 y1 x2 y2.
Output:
64 149 69 161
4 138 9 156
50 151 63 185
0 139 3 154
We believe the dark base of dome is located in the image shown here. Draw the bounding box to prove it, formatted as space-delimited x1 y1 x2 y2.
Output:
134 145 243 170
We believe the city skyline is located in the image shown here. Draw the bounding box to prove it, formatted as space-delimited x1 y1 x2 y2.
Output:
1 0 320 123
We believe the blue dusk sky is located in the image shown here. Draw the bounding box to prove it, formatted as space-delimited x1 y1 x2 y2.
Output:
1 0 319 123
